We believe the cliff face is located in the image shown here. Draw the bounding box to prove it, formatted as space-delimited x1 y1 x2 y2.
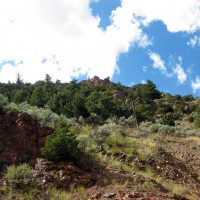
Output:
0 110 53 166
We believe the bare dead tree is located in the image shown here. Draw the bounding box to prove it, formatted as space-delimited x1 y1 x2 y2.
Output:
126 97 140 128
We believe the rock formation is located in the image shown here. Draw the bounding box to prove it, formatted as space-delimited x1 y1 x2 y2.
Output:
0 110 53 166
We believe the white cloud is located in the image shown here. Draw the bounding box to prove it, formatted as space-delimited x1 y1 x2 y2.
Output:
148 51 167 74
172 57 187 84
149 53 187 84
173 65 187 84
122 0 200 32
0 0 150 83
0 0 200 83
191 76 200 92
187 35 200 47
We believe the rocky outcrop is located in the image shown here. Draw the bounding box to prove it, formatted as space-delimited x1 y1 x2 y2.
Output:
90 76 110 85
81 76 110 86
0 111 53 166
34 158 97 188
113 90 127 101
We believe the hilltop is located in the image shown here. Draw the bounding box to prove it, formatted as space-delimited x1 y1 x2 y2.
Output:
0 75 198 126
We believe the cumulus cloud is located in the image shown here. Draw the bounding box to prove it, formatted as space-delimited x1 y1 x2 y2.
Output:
0 0 200 83
187 35 200 47
123 0 200 32
148 51 167 74
191 76 200 92
0 0 150 83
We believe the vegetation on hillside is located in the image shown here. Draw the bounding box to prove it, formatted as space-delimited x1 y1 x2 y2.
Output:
0 74 198 126
1 75 200 199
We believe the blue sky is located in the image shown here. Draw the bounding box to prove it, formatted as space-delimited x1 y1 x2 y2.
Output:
90 0 200 96
0 0 200 96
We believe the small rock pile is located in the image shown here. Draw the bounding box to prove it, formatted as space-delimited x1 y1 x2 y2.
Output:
34 158 97 188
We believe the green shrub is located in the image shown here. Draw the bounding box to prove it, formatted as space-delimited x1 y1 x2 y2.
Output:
109 158 134 173
86 113 103 125
118 115 136 127
160 115 175 126
183 113 195 123
172 185 188 196
0 94 9 110
4 164 35 186
97 122 122 137
47 188 71 200
159 125 175 134
142 182 157 192
186 129 200 137
194 111 200 129
8 102 77 128
104 133 137 157
77 133 97 153
41 119 79 162
146 122 200 137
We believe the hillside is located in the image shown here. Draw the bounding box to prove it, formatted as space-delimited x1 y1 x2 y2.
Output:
0 76 200 199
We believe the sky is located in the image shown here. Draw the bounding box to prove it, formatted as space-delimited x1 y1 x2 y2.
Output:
0 0 200 96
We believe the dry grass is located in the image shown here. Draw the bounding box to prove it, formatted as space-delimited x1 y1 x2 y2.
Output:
186 136 200 143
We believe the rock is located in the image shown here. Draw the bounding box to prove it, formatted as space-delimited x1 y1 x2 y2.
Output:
34 158 97 188
146 157 154 164
103 193 116 198
91 192 101 199
128 192 141 198
119 154 127 160
113 90 126 101
88 76 110 86
0 111 53 166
